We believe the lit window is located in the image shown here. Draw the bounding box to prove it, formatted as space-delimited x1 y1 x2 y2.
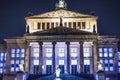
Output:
16 60 19 64
71 60 77 65
20 60 24 64
104 52 108 57
16 67 19 71
21 49 25 53
0 63 3 67
16 49 20 53
99 53 103 57
99 48 102 52
33 47 39 57
58 48 64 57
59 60 64 65
105 67 109 71
84 59 90 65
100 59 103 64
46 48 52 57
46 60 52 65
33 60 39 65
11 49 15 53
11 60 14 64
118 62 120 66
71 48 77 57
21 53 24 58
16 53 19 58
11 67 14 72
0 68 3 73
84 48 90 57
110 67 114 71
109 52 113 57
104 48 107 52
105 60 108 64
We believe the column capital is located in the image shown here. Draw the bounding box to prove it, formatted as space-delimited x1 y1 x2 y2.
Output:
52 41 56 45
66 41 70 45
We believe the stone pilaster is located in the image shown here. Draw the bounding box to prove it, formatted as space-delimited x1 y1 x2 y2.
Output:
66 42 70 73
79 41 84 73
93 41 98 72
52 42 56 73
39 42 43 74
25 42 30 73
6 46 10 73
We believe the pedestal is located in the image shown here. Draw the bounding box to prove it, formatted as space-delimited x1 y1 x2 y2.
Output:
15 71 27 80
95 70 105 80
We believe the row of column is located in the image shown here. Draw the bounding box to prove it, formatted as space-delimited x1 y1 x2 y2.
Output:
24 41 98 74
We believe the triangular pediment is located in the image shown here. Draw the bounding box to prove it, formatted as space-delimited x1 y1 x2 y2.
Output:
26 9 97 19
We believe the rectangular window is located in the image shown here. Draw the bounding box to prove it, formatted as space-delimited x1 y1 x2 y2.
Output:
68 22 72 28
58 48 65 57
37 23 41 29
46 60 52 65
46 23 50 29
42 23 45 30
33 47 39 57
84 59 90 65
71 48 77 57
77 22 81 29
64 22 67 27
59 60 64 65
51 22 54 28
46 48 52 57
33 60 39 65
71 60 77 65
82 22 86 29
73 22 76 29
84 48 90 57
11 49 15 58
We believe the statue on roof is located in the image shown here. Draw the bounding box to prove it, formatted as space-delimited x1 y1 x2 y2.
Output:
56 0 67 9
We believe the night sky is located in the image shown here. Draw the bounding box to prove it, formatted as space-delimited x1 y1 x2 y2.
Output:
0 0 120 43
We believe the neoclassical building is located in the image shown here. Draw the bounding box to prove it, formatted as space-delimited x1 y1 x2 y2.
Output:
0 0 119 79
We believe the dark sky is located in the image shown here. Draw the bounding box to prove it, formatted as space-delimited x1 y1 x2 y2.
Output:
0 0 120 43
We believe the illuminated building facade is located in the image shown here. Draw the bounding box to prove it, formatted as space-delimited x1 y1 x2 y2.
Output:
0 0 119 79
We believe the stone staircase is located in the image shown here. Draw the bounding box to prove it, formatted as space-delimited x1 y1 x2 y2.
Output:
27 74 93 80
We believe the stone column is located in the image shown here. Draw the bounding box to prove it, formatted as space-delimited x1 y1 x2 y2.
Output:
66 42 70 74
93 41 98 72
52 42 56 73
79 41 84 73
25 42 30 73
39 42 43 74
6 46 10 73
90 44 94 74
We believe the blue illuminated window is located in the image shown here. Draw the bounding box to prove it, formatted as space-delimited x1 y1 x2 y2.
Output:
84 59 90 65
84 48 90 57
21 49 25 58
58 48 65 57
33 47 39 57
59 60 64 65
71 60 77 65
99 48 103 57
46 48 52 57
33 60 39 65
71 48 77 57
46 60 52 65
11 49 15 58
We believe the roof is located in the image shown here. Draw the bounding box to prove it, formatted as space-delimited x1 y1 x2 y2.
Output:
26 27 97 36
25 9 97 19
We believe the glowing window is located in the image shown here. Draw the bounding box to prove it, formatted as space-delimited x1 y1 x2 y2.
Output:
21 49 25 53
11 67 14 72
59 60 64 65
99 48 102 52
104 60 108 63
11 49 15 53
11 60 14 64
71 60 77 65
58 48 64 57
0 68 3 73
33 47 39 57
16 49 20 53
46 48 52 57
110 67 114 71
0 63 3 67
71 48 77 57
99 53 103 57
105 67 109 71
104 52 108 57
84 48 90 57
16 53 19 58
16 60 19 64
84 59 90 65
16 67 19 71
33 60 39 65
20 60 24 64
11 53 15 58
100 59 103 64
46 60 52 65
